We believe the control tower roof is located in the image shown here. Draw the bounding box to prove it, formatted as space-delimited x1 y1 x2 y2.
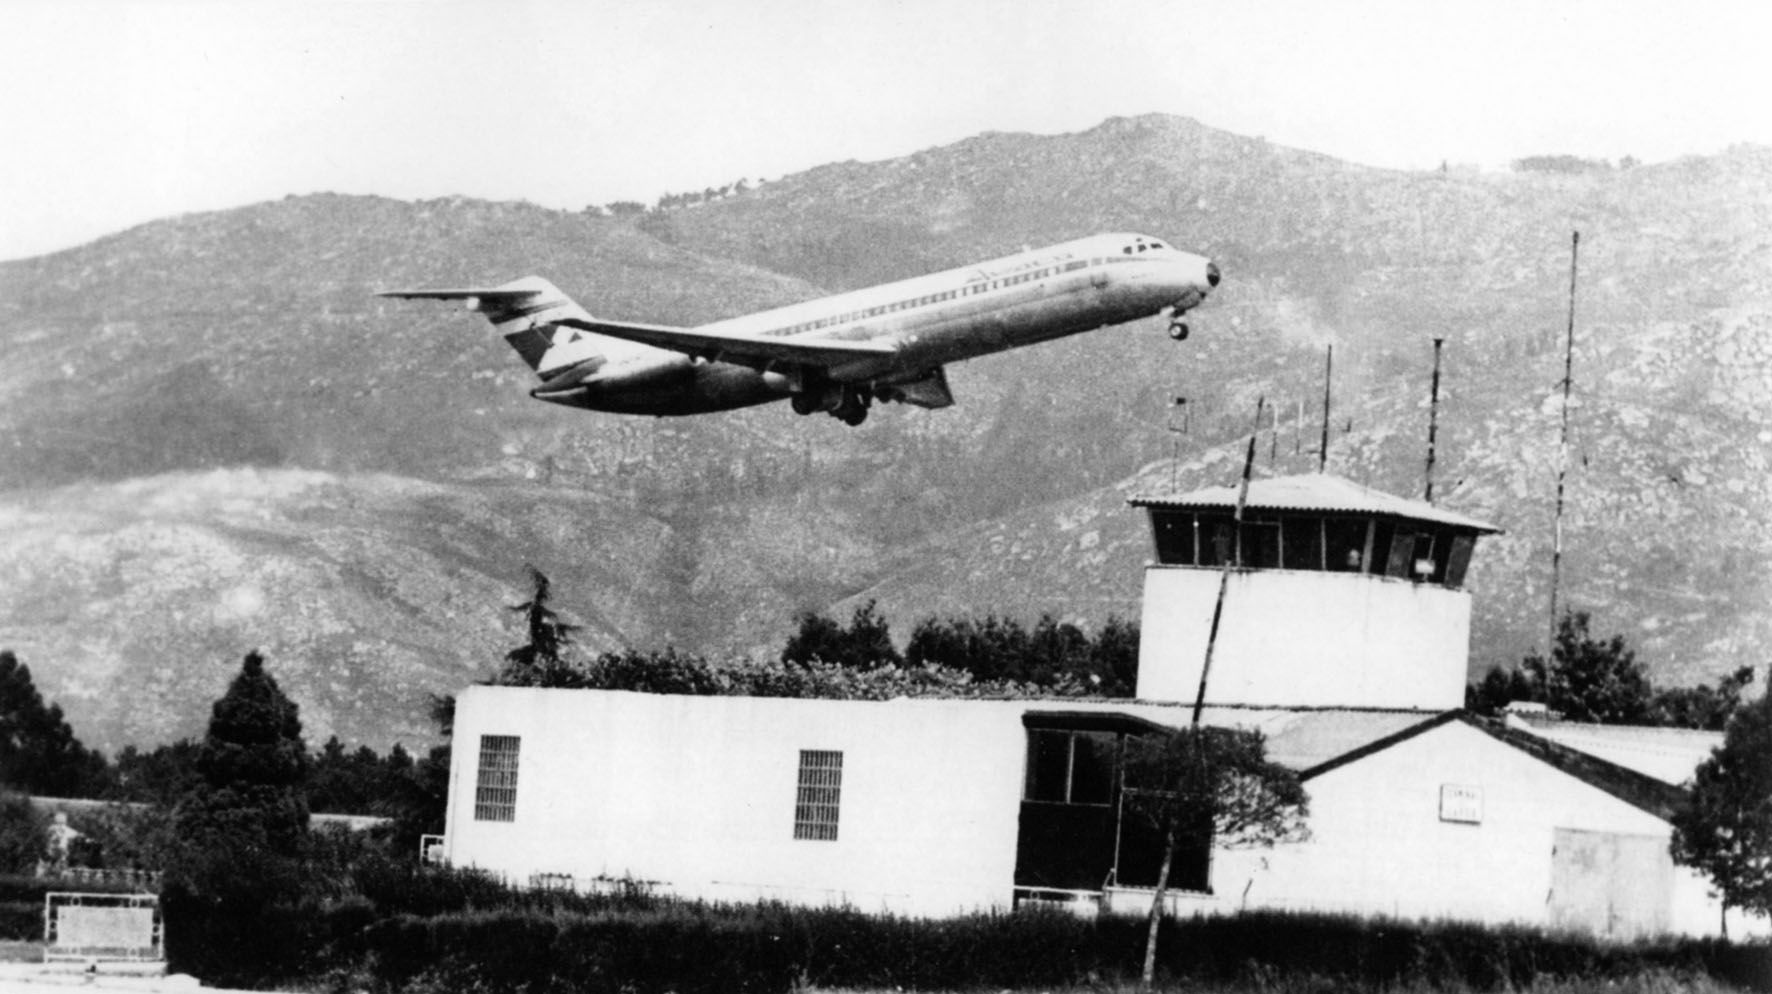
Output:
1130 472 1502 534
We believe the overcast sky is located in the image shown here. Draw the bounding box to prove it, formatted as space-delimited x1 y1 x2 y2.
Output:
2 0 1765 261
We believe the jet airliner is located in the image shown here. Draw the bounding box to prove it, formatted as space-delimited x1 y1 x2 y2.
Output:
379 233 1217 426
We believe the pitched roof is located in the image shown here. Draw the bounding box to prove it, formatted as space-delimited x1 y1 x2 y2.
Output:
1298 711 1690 822
1020 701 1451 770
1129 473 1502 534
1020 701 1688 821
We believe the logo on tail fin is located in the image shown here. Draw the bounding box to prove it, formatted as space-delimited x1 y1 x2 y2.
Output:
378 278 595 373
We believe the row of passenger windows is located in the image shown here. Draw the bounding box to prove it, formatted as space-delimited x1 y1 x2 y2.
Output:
766 255 1136 338
472 735 848 843
1147 511 1477 589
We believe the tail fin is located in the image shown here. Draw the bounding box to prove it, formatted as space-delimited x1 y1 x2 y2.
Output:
378 277 595 373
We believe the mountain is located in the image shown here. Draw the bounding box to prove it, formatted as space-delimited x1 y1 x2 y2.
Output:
1 115 1768 753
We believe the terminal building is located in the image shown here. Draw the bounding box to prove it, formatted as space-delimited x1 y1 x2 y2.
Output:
440 473 1762 939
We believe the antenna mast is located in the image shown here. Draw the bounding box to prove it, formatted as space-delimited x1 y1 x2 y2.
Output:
1548 231 1580 643
1318 345 1333 472
1425 337 1445 502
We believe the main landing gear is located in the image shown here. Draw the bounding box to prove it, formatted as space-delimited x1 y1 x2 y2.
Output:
1168 319 1189 341
791 385 872 426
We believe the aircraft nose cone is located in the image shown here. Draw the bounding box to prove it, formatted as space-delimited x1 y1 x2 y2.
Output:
1206 261 1221 288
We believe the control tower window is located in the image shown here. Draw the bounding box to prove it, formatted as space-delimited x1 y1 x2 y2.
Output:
1445 534 1476 588
1281 516 1324 570
1199 517 1234 567
1151 511 1195 565
1324 518 1369 572
1384 529 1418 579
1240 519 1281 568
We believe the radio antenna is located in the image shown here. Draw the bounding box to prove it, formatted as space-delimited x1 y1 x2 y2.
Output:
1424 337 1445 502
1168 396 1188 492
1318 345 1333 472
1548 231 1580 645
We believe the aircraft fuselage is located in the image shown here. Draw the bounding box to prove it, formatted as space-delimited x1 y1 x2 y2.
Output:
383 232 1217 425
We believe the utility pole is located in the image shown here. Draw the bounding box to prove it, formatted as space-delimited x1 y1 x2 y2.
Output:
1549 231 1580 646
1193 397 1263 726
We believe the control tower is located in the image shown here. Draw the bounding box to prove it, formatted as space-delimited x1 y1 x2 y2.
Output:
1129 473 1501 711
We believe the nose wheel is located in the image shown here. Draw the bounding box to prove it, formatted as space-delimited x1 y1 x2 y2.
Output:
1168 319 1189 340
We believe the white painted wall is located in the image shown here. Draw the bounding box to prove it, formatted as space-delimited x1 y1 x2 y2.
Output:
1136 568 1470 710
445 688 1030 916
443 689 1765 938
1206 721 1760 938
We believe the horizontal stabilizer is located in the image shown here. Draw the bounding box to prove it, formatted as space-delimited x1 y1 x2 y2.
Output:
376 287 540 302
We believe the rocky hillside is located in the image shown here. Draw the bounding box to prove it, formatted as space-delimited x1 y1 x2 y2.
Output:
1 115 1768 752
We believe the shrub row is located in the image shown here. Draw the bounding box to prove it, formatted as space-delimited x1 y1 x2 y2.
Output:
325 905 1770 994
0 873 148 903
157 863 1772 994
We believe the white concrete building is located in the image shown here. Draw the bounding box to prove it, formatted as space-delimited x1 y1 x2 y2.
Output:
440 473 1763 939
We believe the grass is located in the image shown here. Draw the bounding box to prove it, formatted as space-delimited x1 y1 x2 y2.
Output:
808 971 1758 994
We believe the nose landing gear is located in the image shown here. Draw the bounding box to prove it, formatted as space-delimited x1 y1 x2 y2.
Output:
1168 319 1189 341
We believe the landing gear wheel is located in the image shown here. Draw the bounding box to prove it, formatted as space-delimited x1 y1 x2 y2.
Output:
831 387 871 426
1168 320 1189 341
791 394 818 416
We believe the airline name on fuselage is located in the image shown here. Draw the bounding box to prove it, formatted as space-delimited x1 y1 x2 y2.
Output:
965 250 1076 284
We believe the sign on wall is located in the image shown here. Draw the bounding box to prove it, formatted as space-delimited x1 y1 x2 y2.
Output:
1438 783 1483 824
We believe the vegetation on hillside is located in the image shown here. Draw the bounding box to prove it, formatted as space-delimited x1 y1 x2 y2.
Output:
4 122 1771 753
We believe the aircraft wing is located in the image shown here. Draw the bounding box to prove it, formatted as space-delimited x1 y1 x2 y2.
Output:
556 317 898 370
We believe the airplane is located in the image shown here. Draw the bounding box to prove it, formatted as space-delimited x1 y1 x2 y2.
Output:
378 232 1218 426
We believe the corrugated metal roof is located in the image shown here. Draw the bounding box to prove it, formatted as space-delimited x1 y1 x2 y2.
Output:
1503 716 1721 786
1129 473 1502 533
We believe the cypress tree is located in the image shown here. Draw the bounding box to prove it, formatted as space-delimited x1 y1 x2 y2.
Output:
169 651 309 904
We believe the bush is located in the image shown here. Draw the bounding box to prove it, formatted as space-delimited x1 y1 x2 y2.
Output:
0 794 46 874
158 863 1772 993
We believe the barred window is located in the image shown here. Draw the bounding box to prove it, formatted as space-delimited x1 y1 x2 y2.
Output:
474 734 521 822
794 749 843 841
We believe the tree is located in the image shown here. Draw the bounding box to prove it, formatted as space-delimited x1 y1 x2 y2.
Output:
169 651 310 903
0 791 47 873
1649 666 1756 731
780 600 902 670
1468 631 1753 731
1088 615 1141 697
1122 726 1309 986
0 651 109 797
1671 676 1772 935
1521 611 1653 723
1464 664 1539 716
905 613 1137 693
500 566 581 684
110 740 201 804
